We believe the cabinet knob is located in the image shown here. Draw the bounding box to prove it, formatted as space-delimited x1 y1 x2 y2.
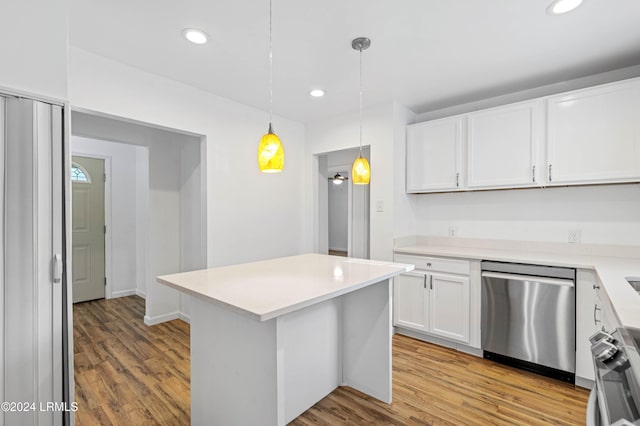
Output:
426 262 432 267
593 284 600 290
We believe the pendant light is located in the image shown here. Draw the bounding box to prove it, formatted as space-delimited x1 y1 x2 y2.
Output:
257 0 284 172
351 37 371 185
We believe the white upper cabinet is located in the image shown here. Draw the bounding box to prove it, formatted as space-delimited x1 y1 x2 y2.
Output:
406 116 463 193
466 100 543 189
547 79 640 185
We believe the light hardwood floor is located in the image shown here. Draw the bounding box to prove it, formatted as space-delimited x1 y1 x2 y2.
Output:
74 296 589 425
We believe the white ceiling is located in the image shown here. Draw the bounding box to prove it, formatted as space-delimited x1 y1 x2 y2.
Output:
69 0 640 124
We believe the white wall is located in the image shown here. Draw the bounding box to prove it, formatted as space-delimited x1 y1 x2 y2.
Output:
393 103 418 239
413 184 640 245
0 1 68 101
71 136 144 297
307 104 395 261
69 47 310 270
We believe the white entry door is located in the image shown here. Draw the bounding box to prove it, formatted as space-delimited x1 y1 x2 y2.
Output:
72 156 106 302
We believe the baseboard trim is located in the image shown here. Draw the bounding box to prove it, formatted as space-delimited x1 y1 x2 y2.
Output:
179 312 191 324
110 289 137 299
144 311 180 326
394 327 483 357
136 289 146 299
575 376 594 390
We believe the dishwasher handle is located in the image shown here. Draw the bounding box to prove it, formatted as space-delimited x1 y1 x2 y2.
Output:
481 271 575 288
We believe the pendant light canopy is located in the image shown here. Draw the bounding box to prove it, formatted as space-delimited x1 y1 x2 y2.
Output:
351 37 371 185
258 0 284 172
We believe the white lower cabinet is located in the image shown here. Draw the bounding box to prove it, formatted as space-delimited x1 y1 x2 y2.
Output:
394 271 428 332
575 269 621 384
576 270 600 382
429 272 470 342
394 254 477 347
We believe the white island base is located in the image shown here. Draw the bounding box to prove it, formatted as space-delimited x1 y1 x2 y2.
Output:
157 254 412 425
192 280 391 425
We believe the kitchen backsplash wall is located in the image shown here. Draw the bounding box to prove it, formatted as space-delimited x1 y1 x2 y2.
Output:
413 183 640 245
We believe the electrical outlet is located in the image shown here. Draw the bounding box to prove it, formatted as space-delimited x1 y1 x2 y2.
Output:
376 200 384 212
568 229 581 244
448 226 458 237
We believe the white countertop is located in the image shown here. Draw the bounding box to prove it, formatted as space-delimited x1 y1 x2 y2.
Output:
394 241 640 330
157 253 413 322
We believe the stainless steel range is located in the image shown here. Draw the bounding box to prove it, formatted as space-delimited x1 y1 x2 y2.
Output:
588 327 640 425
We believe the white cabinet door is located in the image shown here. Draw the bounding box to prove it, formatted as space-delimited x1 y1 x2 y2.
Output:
428 272 470 343
547 78 640 185
393 272 428 332
467 100 543 188
406 116 463 193
575 270 599 382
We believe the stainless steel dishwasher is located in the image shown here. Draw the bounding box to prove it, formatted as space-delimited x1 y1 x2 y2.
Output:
481 261 576 382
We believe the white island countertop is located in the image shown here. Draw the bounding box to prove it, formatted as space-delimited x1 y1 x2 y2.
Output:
157 253 414 322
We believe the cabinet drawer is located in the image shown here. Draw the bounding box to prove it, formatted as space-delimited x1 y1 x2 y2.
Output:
394 254 470 275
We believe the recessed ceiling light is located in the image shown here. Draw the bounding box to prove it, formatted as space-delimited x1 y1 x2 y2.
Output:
182 28 208 44
547 0 583 15
310 89 325 97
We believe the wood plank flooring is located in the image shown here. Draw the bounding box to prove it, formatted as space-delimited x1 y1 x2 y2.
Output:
74 296 589 425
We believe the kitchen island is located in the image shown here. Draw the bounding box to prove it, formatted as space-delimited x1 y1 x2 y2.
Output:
157 253 413 425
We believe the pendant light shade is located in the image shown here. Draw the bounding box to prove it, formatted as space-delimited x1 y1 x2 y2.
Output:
258 0 284 172
352 156 370 185
351 37 371 185
258 123 284 172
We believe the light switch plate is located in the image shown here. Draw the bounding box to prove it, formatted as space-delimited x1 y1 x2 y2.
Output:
376 200 384 212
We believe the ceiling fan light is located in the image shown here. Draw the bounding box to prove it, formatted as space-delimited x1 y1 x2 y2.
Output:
351 156 370 185
331 173 348 184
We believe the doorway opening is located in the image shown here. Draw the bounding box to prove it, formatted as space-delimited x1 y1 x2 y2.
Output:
317 147 370 259
70 109 207 320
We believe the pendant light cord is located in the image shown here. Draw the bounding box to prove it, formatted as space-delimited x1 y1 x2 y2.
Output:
358 47 363 156
269 0 273 127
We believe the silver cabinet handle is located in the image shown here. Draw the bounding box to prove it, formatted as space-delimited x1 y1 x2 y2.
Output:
548 164 553 182
456 172 460 188
430 275 433 290
424 275 427 289
532 165 536 183
594 305 601 326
